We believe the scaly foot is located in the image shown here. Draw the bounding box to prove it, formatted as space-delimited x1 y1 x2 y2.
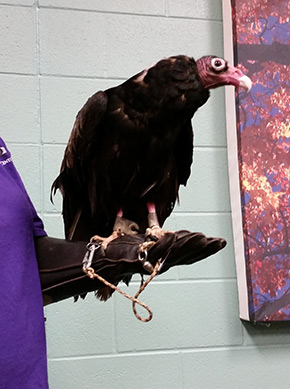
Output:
145 225 168 241
91 216 139 250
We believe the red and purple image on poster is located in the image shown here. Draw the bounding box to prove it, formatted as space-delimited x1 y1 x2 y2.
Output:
223 0 290 322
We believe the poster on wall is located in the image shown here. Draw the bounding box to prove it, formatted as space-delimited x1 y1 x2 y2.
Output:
223 0 290 322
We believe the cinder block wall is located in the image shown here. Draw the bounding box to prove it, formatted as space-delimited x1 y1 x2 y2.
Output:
1 1 290 388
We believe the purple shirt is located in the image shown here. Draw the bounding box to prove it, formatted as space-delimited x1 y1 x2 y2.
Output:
0 138 49 388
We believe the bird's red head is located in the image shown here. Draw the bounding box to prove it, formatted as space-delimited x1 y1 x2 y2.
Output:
196 55 252 92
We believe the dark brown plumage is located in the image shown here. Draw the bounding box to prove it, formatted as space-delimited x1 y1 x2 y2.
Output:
52 55 251 242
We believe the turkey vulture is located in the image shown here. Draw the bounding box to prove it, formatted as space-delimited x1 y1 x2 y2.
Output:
52 55 251 243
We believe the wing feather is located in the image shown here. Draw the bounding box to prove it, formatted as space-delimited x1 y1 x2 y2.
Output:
51 91 108 240
175 120 194 186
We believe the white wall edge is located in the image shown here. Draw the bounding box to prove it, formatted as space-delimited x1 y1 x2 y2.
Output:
222 0 249 321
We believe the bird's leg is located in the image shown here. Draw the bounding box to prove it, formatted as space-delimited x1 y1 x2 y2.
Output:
91 209 139 249
146 202 167 241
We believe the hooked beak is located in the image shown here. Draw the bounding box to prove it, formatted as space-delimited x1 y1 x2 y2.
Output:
238 75 252 92
226 64 252 92
196 58 253 92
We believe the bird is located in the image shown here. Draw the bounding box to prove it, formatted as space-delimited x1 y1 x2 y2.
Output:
52 55 252 245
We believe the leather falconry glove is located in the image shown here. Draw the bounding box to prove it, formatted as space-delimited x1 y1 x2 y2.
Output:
36 230 226 306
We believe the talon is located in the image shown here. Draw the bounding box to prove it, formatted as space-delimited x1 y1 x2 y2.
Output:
145 225 167 241
146 202 169 241
91 231 119 250
91 216 140 250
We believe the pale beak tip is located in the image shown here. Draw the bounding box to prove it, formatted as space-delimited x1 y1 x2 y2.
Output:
238 75 252 92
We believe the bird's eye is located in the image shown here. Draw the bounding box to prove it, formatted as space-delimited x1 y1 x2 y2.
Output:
211 58 227 72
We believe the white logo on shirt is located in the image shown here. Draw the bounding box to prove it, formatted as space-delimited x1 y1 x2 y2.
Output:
0 146 12 166
0 147 7 156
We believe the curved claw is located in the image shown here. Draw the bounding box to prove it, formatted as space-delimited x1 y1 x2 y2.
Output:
145 225 168 241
